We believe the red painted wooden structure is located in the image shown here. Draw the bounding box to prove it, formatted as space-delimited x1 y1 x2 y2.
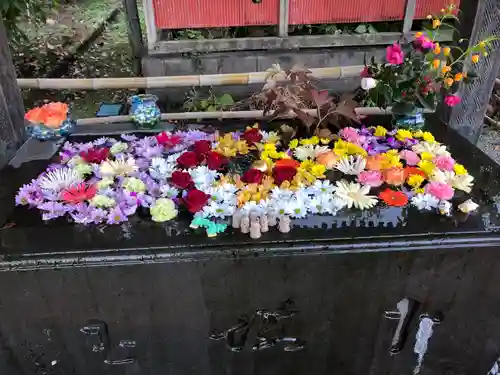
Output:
152 0 459 29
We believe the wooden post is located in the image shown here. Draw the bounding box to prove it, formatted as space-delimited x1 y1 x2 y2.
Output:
279 0 289 37
402 0 417 36
123 0 145 76
444 0 500 143
0 18 25 168
143 0 157 50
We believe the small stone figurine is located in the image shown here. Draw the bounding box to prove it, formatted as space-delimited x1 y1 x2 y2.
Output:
232 211 242 229
249 212 261 239
240 214 250 234
260 213 269 233
278 215 291 233
268 211 278 227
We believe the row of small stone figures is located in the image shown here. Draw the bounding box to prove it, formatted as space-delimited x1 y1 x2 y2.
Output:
232 211 291 239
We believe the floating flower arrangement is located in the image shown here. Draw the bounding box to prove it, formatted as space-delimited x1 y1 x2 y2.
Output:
15 124 478 238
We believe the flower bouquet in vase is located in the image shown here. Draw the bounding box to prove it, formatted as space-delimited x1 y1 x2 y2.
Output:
129 94 161 129
25 102 74 140
360 4 496 130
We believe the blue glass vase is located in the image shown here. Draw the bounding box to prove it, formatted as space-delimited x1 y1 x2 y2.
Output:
394 110 425 131
129 94 161 130
25 113 75 141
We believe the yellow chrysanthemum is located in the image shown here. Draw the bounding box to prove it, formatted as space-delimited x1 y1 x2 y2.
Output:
413 130 424 138
289 139 299 149
380 152 402 169
300 136 319 145
418 160 435 175
320 138 331 145
454 163 468 175
420 152 435 161
407 174 425 188
310 163 326 178
396 129 413 141
346 142 368 157
413 187 425 194
422 132 435 143
374 126 387 137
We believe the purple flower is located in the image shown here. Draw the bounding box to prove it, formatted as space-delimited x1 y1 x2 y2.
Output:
62 141 78 153
91 208 108 224
93 137 110 146
121 134 138 142
15 185 31 206
386 137 403 149
366 139 390 155
107 206 127 225
119 200 138 216
38 202 68 220
74 142 95 153
70 203 95 225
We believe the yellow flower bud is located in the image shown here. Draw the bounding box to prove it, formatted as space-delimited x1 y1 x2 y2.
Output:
441 65 451 73
445 77 454 86
472 54 480 63
454 73 463 82
479 41 486 48
432 59 440 69
432 19 442 29
443 47 451 56
416 31 423 38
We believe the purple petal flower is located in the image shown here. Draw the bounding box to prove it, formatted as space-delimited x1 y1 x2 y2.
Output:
386 137 403 149
70 203 95 225
121 134 138 142
91 208 108 224
107 206 127 225
38 202 68 220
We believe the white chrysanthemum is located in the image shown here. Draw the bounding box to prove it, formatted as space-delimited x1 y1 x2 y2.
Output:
430 169 455 185
203 201 236 218
160 184 179 198
208 186 236 205
66 155 86 167
261 130 280 144
294 145 316 160
306 179 335 195
269 187 294 202
165 152 183 164
458 199 479 213
241 200 268 214
293 145 329 161
411 193 440 211
335 155 367 175
307 194 344 214
149 157 175 180
287 199 308 218
189 166 219 190
100 157 138 177
333 180 377 210
412 142 450 157
452 174 474 193
39 168 83 191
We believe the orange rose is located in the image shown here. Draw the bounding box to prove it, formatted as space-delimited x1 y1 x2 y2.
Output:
25 107 45 123
384 167 405 186
44 102 68 115
315 151 339 169
366 155 385 171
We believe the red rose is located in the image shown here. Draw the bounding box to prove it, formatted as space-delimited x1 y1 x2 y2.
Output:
206 151 228 171
273 166 297 186
182 189 210 213
80 148 109 163
177 151 200 169
241 169 264 184
156 132 181 148
170 171 194 190
242 128 263 144
193 140 212 155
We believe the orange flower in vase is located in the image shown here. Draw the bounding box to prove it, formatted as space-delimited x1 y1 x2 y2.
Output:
379 188 409 207
383 167 405 186
25 102 69 129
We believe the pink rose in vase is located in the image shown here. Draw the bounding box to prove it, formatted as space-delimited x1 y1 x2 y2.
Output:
386 43 404 65
358 171 383 187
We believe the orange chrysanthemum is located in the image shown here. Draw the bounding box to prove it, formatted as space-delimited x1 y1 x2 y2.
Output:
275 159 300 169
384 167 405 186
379 189 409 207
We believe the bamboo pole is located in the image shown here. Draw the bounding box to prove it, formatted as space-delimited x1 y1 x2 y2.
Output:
76 107 433 125
18 66 365 90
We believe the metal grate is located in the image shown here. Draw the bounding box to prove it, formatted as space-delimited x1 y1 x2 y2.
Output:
449 0 500 143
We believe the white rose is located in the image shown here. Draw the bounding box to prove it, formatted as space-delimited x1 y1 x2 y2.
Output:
361 77 378 90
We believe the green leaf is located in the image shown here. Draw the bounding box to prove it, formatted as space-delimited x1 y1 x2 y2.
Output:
415 92 436 111
217 93 234 107
206 105 217 112
199 100 209 109
367 24 378 34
